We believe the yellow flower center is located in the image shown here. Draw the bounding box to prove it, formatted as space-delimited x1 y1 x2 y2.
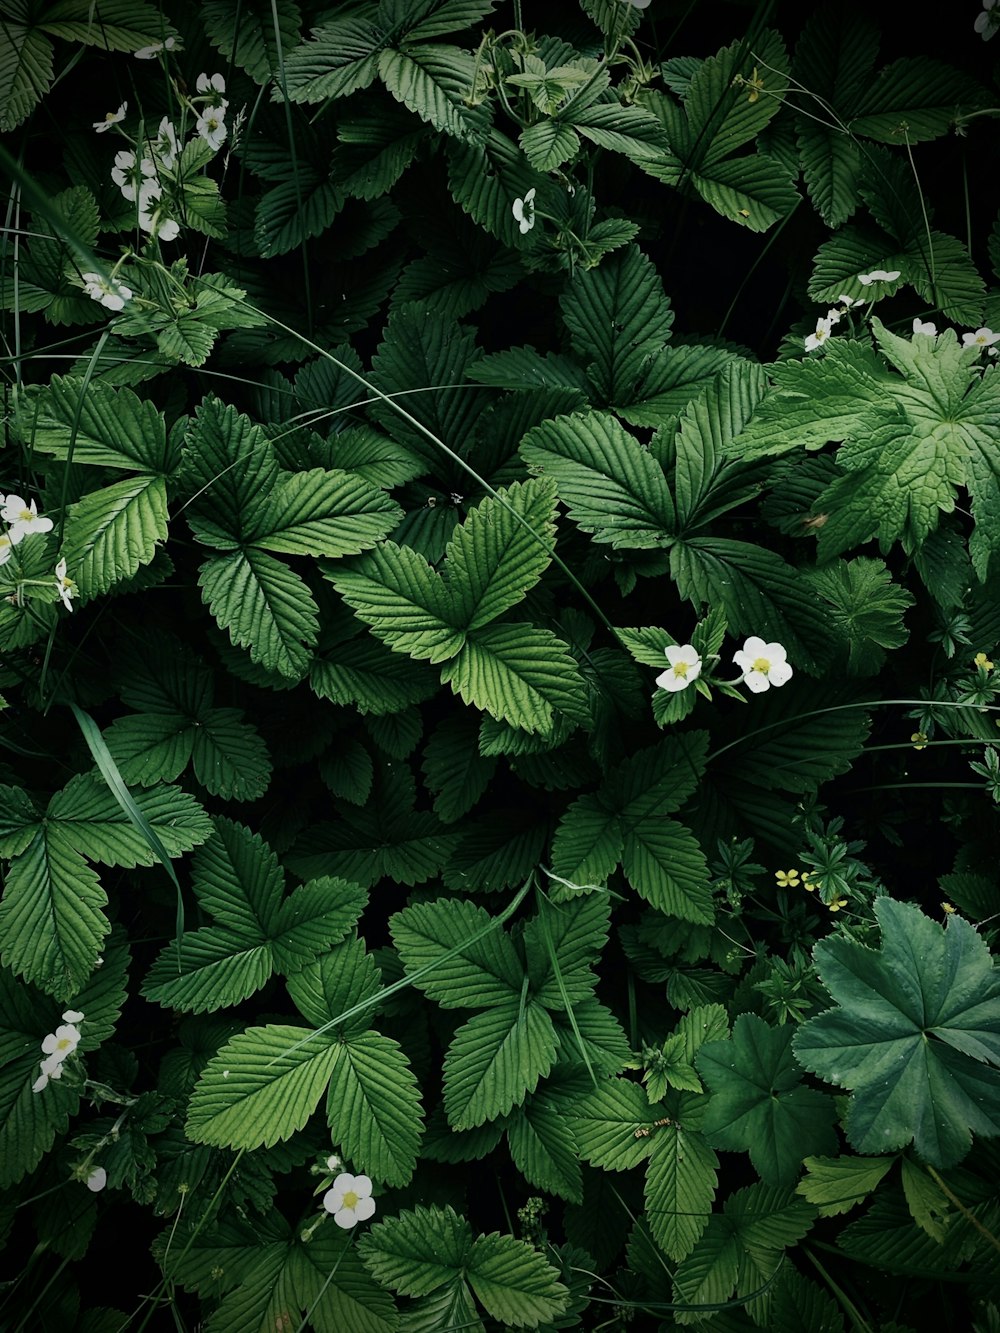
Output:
673 661 689 678
752 656 770 673
17 508 32 522
342 1190 359 1210
55 1036 73 1052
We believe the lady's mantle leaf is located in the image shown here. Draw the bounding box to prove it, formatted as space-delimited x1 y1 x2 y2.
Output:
697 1014 837 1185
793 898 1000 1168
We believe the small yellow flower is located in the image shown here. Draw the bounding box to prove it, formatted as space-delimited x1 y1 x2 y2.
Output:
802 871 818 892
910 731 928 750
775 869 800 888
828 896 848 912
941 901 957 914
744 66 765 102
975 652 994 671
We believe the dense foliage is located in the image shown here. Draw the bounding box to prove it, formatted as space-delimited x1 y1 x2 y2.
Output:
2 1 1000 1329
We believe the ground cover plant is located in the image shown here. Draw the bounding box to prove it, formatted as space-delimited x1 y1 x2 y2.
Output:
2 0 1000 1328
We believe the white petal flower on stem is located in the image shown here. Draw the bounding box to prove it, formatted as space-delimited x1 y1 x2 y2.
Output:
136 181 180 242
325 1153 342 1172
134 36 180 59
975 0 999 38
54 558 77 611
196 72 227 97
322 1173 376 1229
93 102 127 133
512 188 536 234
857 269 901 285
0 532 14 566
655 644 703 693
733 636 793 693
2 495 54 541
111 150 157 202
81 272 132 312
804 316 834 353
42 1022 81 1061
62 1010 84 1023
196 108 227 152
913 318 938 336
962 327 1000 349
151 116 179 170
86 1166 107 1192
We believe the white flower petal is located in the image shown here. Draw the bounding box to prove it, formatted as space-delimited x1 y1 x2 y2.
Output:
86 1166 107 1192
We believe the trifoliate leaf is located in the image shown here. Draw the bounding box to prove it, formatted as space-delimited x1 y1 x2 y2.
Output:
15 376 174 472
793 897 1000 1168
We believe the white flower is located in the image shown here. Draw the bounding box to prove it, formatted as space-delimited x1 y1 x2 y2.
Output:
512 188 536 234
0 532 14 566
32 1053 67 1093
81 272 132 312
837 293 863 307
913 318 938 336
196 72 227 98
111 150 157 202
857 269 901 285
196 107 227 152
94 102 127 133
655 644 703 693
2 494 54 541
962 327 1000 349
825 307 843 325
42 1022 81 1061
804 316 834 352
86 1166 107 1192
619 0 653 7
136 182 180 242
134 36 180 59
55 558 77 611
151 116 179 171
733 636 793 693
325 1153 342 1172
975 0 999 38
62 1010 84 1023
322 1173 376 1229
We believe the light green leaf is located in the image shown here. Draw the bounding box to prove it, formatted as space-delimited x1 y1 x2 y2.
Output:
622 817 714 924
61 475 168 598
390 898 523 1009
311 634 439 714
443 478 558 629
142 929 273 1014
200 548 319 679
443 1001 558 1129
185 1023 340 1149
440 622 589 734
281 15 383 103
15 376 174 472
326 1029 423 1185
183 398 279 549
248 468 401 557
0 827 108 1000
550 793 623 889
328 543 464 664
559 245 674 404
795 1154 895 1217
357 1204 472 1299
793 897 1000 1168
465 1230 570 1327
645 1123 718 1262
520 411 675 548
46 774 212 868
570 1079 660 1171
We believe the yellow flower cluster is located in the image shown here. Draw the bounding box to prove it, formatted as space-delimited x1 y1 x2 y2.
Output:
775 868 841 910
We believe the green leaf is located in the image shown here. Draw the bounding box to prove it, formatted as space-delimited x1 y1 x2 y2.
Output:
358 1204 472 1298
46 774 211 868
570 1079 660 1171
378 44 481 140
328 543 463 664
645 1123 718 1262
391 898 523 1009
523 894 610 1011
622 816 714 924
15 376 173 471
849 57 987 143
507 1098 583 1203
465 1230 570 1327
550 793 623 890
0 11 54 131
793 897 1000 1168
183 397 279 548
443 1001 558 1129
35 0 178 49
559 245 674 404
801 558 914 675
698 1014 838 1185
185 1024 340 1149
203 0 301 82
248 468 401 557
444 478 557 629
254 171 344 258
440 622 589 734
311 633 438 715
282 15 383 103
61 475 168 599
672 362 767 530
520 411 675 548
200 547 319 679
422 713 497 822
0 827 108 1000
326 1029 423 1185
